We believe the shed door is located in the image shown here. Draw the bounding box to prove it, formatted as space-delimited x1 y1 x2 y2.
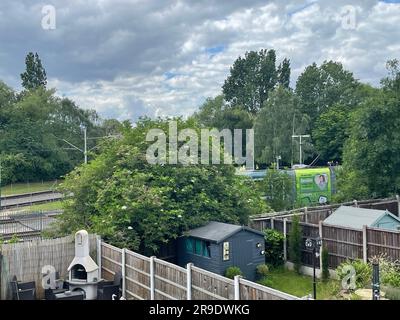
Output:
232 234 254 279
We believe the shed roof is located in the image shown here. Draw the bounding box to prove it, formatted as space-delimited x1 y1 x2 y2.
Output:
186 221 264 243
323 206 400 230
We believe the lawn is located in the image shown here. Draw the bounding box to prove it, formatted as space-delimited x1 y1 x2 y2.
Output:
258 267 341 300
1 180 60 196
27 200 64 211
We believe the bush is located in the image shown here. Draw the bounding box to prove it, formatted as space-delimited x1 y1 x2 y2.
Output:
289 215 302 274
256 264 269 279
382 286 400 300
374 255 400 288
225 266 243 279
321 246 330 281
336 259 372 290
264 229 284 267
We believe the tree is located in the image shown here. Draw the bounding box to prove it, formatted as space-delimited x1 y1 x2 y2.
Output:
277 58 291 89
20 52 47 90
321 246 330 282
261 169 295 211
295 61 358 122
254 86 311 165
340 92 400 199
223 49 289 114
312 104 349 162
289 215 302 274
193 95 253 131
53 118 268 254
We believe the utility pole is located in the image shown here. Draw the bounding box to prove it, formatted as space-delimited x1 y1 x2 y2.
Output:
292 134 310 165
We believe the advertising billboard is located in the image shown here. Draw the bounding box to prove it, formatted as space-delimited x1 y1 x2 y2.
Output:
295 167 331 206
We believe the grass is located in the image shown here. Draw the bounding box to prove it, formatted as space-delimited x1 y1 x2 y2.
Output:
258 266 341 300
26 200 64 211
1 180 60 196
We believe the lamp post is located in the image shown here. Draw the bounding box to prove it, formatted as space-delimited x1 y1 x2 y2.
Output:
305 237 322 299
372 260 380 300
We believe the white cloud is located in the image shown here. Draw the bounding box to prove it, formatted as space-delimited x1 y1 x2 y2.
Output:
1 0 400 121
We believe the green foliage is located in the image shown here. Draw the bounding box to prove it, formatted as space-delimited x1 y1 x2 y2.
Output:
382 286 400 300
8 234 20 244
20 52 47 90
54 118 267 254
312 104 349 162
336 259 372 289
261 169 295 211
277 58 291 89
225 266 243 279
321 246 330 281
295 61 358 123
375 255 400 288
222 49 289 114
289 215 302 274
254 87 311 165
264 229 284 267
256 264 269 279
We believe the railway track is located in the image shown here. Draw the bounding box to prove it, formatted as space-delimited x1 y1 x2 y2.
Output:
0 190 63 209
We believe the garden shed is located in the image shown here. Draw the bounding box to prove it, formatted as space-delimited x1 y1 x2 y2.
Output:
177 221 265 281
324 206 400 231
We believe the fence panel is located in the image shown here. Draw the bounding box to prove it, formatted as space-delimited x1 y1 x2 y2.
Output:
191 266 234 300
239 278 298 300
124 249 150 300
322 224 363 268
154 258 186 300
367 228 400 261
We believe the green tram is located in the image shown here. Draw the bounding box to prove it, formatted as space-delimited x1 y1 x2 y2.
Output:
237 166 337 207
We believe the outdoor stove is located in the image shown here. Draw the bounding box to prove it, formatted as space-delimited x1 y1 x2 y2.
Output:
67 230 100 300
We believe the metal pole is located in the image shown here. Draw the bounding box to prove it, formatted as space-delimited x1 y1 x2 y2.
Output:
299 135 302 165
372 261 380 300
83 127 87 164
313 246 317 300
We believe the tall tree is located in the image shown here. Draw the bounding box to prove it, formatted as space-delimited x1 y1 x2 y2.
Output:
223 49 285 114
277 58 291 89
254 86 311 166
295 61 358 122
20 52 47 90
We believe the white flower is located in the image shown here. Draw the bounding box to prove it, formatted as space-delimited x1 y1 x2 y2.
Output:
121 205 127 210
127 226 133 230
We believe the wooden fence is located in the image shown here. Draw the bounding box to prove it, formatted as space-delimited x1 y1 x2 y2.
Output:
100 242 299 300
251 197 400 269
0 234 98 299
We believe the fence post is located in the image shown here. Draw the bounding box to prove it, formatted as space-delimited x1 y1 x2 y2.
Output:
304 207 308 223
353 199 359 208
150 256 156 300
234 275 240 300
96 236 102 277
121 248 126 298
283 218 287 261
362 225 368 263
319 221 323 270
396 195 400 217
186 263 193 300
270 218 274 230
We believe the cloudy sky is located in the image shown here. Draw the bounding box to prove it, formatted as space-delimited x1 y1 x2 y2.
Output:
0 0 399 121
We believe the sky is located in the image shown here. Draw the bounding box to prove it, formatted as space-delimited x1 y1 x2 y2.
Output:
0 0 399 122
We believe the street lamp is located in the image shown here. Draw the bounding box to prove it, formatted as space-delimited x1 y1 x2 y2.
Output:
305 237 322 299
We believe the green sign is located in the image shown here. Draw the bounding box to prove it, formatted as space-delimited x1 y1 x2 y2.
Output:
295 168 331 206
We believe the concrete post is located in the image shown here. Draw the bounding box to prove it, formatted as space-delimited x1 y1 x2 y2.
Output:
304 207 308 223
234 275 240 300
121 248 126 298
396 195 400 217
362 225 368 263
186 263 193 300
283 218 288 261
270 218 274 230
150 256 156 300
96 236 102 278
319 221 323 270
